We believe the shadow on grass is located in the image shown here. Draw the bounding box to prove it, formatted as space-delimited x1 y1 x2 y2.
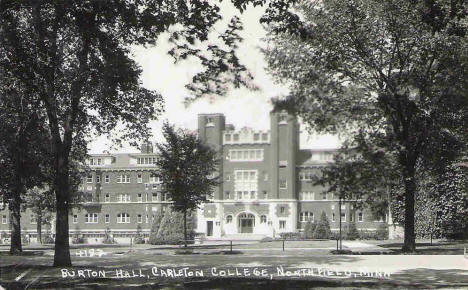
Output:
391 268 468 288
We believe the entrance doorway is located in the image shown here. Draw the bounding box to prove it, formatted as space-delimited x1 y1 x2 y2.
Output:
206 221 213 236
238 213 255 234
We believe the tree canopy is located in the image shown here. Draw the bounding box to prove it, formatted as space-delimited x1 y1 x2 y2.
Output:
155 122 219 247
264 0 468 251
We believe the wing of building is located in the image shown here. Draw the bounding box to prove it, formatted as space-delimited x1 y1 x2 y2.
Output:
0 111 392 244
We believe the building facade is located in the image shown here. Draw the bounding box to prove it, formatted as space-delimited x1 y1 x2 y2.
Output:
0 111 387 243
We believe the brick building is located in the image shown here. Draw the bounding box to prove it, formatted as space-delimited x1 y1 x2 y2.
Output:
0 111 387 243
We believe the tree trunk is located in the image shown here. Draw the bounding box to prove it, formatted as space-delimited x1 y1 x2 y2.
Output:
9 193 22 254
183 209 187 248
402 164 417 252
37 214 42 244
53 159 72 266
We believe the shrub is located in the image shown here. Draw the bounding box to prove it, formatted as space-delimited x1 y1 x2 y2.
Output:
260 237 273 243
359 230 377 240
72 237 87 244
42 235 54 244
376 223 388 240
279 232 302 240
304 220 316 239
149 208 195 245
313 212 332 239
134 237 145 244
345 222 359 240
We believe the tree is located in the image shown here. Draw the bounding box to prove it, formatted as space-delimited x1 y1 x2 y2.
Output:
264 0 467 252
0 0 267 266
0 74 50 254
156 122 219 247
303 220 315 239
346 222 359 240
313 211 332 239
23 186 55 244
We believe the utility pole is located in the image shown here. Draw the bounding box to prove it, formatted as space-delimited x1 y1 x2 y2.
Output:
339 196 342 250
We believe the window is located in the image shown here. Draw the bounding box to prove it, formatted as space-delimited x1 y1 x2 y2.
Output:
136 193 142 202
105 175 110 183
280 206 285 214
89 158 95 165
234 170 258 200
233 134 239 141
96 175 101 183
299 171 313 181
105 193 110 202
278 114 288 124
279 220 286 229
341 212 346 222
105 214 110 223
300 192 314 200
137 157 158 165
2 215 7 224
150 174 161 184
358 212 363 222
117 175 130 183
87 175 93 183
152 193 158 202
350 213 354 222
332 213 336 222
279 180 287 189
137 174 143 183
97 158 102 165
146 215 149 223
229 149 264 162
260 215 267 223
300 211 314 222
137 214 143 223
206 117 214 125
30 215 37 224
262 191 268 199
261 133 268 141
253 133 260 141
85 213 98 223
117 213 130 223
73 215 78 224
225 174 230 181
264 173 268 181
117 194 131 202
226 215 232 223
225 134 231 142
322 193 328 200
225 191 230 200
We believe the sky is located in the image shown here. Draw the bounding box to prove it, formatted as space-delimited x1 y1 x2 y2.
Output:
88 3 340 154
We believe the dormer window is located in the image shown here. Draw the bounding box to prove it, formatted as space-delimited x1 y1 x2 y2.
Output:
253 133 260 141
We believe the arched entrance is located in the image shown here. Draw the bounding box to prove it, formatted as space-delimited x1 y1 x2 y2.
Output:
238 213 255 233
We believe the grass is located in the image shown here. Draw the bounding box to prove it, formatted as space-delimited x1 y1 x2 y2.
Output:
376 239 467 255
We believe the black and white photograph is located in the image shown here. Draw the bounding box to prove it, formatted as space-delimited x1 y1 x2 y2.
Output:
0 0 467 289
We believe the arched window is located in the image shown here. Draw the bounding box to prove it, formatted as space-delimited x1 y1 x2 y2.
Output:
117 213 130 223
226 215 233 223
260 215 267 223
300 212 313 222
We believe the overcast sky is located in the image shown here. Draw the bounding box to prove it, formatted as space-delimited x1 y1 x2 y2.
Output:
88 3 340 154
